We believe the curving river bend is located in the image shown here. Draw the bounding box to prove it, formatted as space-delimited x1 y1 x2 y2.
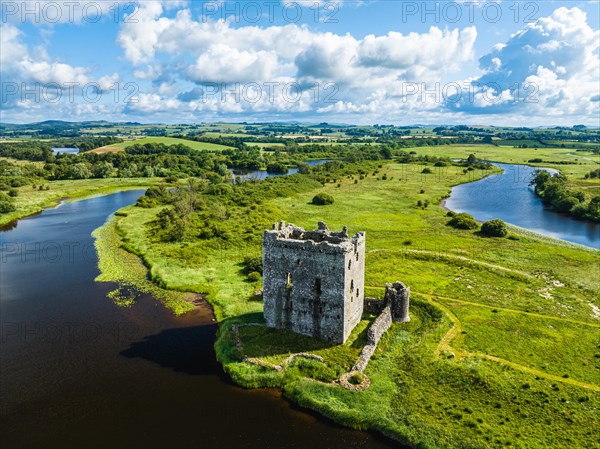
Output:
445 163 600 249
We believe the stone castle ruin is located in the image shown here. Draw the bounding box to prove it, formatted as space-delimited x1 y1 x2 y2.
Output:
263 222 410 344
263 221 365 343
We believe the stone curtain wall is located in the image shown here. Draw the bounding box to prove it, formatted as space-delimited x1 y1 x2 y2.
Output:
353 305 392 372
367 306 393 345
364 297 386 314
346 282 411 386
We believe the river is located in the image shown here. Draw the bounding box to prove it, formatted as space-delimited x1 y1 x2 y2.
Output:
0 191 397 449
445 163 600 249
52 147 80 155
231 159 330 181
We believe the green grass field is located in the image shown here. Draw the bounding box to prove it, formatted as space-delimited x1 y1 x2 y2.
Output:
92 152 600 448
94 136 233 152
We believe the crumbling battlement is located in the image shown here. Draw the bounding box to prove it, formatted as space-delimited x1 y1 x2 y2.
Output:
265 221 365 249
364 283 410 322
263 221 365 344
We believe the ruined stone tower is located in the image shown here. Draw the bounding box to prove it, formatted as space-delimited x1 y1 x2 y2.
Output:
262 222 365 344
385 282 410 322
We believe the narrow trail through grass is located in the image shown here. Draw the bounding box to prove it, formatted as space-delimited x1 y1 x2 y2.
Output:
369 248 536 280
365 284 599 390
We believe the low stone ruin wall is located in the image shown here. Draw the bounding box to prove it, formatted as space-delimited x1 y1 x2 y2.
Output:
366 305 392 345
352 305 392 373
364 297 386 314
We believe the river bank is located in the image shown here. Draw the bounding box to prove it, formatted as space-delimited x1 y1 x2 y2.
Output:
0 177 163 228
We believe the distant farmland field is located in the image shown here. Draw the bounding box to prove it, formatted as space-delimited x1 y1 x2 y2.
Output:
90 136 233 153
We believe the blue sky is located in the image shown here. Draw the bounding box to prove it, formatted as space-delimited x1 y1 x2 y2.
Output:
1 1 599 125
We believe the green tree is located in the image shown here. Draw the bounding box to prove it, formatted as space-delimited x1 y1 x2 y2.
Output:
68 163 92 179
587 196 600 220
555 196 580 213
93 162 117 178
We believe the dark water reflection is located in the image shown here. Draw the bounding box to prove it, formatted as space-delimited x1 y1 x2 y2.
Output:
445 163 600 249
0 191 399 449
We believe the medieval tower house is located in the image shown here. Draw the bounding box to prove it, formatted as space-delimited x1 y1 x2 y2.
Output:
262 222 365 344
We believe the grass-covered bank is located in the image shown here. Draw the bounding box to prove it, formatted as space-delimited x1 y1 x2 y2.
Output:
0 177 163 227
92 157 599 448
93 215 196 314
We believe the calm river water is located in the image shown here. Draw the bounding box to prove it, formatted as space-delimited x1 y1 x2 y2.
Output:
445 163 600 249
232 159 330 181
0 191 398 449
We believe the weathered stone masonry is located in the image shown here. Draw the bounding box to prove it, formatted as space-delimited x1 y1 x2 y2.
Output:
263 221 365 344
353 282 411 373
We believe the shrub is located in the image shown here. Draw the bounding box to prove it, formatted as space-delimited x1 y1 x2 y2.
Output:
0 201 15 213
247 272 261 283
480 219 508 237
422 168 433 174
8 188 18 197
446 210 456 217
136 196 158 208
312 192 334 205
206 183 234 196
242 255 263 275
434 161 447 167
0 192 16 213
448 213 478 230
